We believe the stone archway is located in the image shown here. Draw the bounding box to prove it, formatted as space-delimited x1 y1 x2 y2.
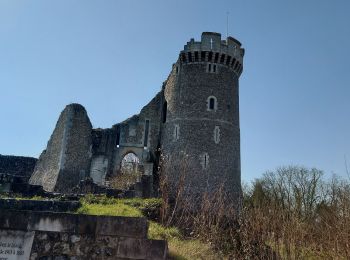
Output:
120 152 140 175
109 152 143 190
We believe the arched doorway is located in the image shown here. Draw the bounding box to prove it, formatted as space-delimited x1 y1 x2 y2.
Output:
120 152 140 174
110 152 142 190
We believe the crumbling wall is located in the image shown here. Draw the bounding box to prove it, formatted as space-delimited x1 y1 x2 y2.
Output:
90 128 116 183
29 104 92 193
111 91 164 175
0 155 37 180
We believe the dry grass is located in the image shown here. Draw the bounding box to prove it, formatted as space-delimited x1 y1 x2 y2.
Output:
157 157 350 259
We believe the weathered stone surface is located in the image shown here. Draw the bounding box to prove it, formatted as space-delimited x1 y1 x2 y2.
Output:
161 32 243 206
0 154 37 180
0 210 148 238
29 104 92 193
0 210 168 259
0 198 80 212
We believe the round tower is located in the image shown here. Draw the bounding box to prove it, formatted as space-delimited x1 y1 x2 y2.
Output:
161 32 244 207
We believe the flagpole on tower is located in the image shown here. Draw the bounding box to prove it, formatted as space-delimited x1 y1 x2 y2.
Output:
226 11 229 39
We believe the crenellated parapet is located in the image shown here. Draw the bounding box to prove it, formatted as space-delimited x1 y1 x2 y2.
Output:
179 32 244 76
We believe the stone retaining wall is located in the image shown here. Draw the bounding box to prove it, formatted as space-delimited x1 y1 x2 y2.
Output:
0 198 80 212
0 210 168 259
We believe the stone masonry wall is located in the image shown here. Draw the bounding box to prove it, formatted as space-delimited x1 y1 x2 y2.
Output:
29 104 92 193
0 154 37 180
161 32 243 206
0 210 168 259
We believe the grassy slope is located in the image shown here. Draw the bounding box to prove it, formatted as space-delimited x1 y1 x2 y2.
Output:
76 196 221 260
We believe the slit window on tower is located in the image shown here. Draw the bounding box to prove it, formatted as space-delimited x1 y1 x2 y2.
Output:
162 102 167 123
214 53 219 63
209 98 215 110
194 51 199 62
174 124 180 141
188 52 192 62
202 153 209 169
144 120 150 147
213 65 216 73
208 63 211 72
207 96 217 111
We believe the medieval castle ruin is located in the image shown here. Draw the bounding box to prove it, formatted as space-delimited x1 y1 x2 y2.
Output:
4 32 244 204
0 32 244 259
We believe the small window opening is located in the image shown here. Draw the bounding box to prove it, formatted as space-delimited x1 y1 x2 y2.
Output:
213 65 216 73
188 52 192 62
208 64 211 72
207 96 217 111
194 51 199 62
214 126 220 144
209 98 215 110
173 124 180 141
201 153 209 170
176 66 178 74
234 61 239 70
208 52 213 62
162 102 167 123
214 53 219 63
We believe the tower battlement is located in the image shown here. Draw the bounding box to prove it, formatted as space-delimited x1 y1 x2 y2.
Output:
179 32 244 76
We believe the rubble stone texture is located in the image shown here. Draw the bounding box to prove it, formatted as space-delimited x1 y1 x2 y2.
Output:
29 104 92 192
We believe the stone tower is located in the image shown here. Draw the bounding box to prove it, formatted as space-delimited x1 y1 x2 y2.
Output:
161 32 244 205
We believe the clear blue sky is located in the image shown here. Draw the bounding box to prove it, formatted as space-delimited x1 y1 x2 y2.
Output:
1 0 349 182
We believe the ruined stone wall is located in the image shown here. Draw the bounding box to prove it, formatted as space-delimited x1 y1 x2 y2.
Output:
0 154 37 180
0 198 80 212
90 128 116 184
29 104 92 193
110 91 164 176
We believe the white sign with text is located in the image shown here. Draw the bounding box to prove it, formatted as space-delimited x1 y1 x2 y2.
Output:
0 230 34 260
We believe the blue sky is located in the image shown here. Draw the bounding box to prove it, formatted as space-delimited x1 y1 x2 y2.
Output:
0 0 349 182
